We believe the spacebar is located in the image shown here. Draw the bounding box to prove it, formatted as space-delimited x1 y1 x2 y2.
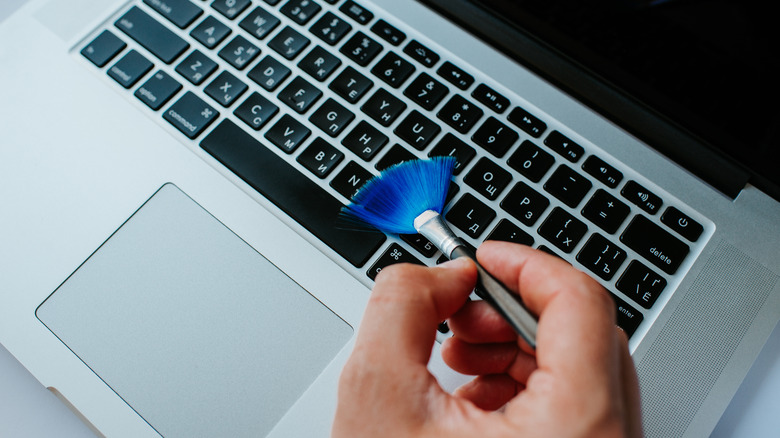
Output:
201 119 386 267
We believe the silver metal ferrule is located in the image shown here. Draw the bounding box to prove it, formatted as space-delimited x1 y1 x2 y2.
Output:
413 210 465 258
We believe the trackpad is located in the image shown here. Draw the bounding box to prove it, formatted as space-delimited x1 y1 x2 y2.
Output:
37 184 353 437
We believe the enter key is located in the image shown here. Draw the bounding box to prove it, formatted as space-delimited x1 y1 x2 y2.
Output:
620 215 690 275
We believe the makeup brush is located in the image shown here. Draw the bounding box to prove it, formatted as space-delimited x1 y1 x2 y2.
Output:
341 157 538 349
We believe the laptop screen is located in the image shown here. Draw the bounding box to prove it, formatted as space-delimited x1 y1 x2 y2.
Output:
452 0 780 196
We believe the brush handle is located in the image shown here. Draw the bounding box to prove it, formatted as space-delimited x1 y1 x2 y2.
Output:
450 246 538 349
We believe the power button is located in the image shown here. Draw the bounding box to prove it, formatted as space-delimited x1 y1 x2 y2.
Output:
661 207 703 242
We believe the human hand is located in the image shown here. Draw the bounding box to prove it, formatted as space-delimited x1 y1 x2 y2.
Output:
332 241 642 438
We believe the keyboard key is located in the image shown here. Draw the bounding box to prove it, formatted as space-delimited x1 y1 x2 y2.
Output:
263 0 282 5
486 219 534 246
309 98 355 137
437 61 474 90
427 133 475 175
190 15 231 49
278 76 322 113
175 50 218 85
507 140 555 183
371 19 405 46
507 106 546 138
298 46 341 81
622 180 662 215
367 243 424 281
218 35 261 70
611 293 643 338
265 114 311 153
340 32 383 67
330 66 373 103
82 30 126 67
464 157 512 201
239 6 281 40
280 0 322 25
297 137 344 178
582 155 623 188
446 193 496 239
163 91 219 139
340 1 374 25
211 0 251 20
330 160 373 200
144 0 203 29
576 233 627 281
201 120 386 267
544 165 593 208
400 234 438 258
204 70 248 107
404 73 449 111
342 121 388 160
372 52 416 88
581 189 630 234
233 92 279 130
362 88 407 127
472 117 518 158
310 12 352 46
404 40 440 68
616 260 667 309
375 144 416 171
620 215 689 275
538 207 588 254
472 83 510 114
108 49 153 88
116 6 189 64
661 207 703 242
500 181 549 226
437 95 483 134
269 26 310 60
135 70 182 110
544 130 584 163
394 110 440 151
247 55 291 91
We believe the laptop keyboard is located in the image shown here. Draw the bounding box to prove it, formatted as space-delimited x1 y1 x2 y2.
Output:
80 0 711 343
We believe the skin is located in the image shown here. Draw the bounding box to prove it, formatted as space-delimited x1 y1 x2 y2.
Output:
333 241 643 438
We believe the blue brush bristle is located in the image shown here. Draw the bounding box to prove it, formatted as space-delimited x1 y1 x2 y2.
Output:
341 157 456 234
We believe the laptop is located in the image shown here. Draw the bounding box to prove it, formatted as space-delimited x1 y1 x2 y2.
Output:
1 0 778 436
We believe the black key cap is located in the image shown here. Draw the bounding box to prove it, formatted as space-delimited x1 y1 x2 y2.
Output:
581 189 630 234
309 98 355 137
620 215 689 275
400 234 438 258
500 181 549 226
437 95 483 134
278 76 322 113
617 260 667 309
372 52 416 88
280 0 322 25
404 40 440 68
446 193 496 239
472 117 518 158
310 12 352 46
464 157 512 201
239 6 281 40
82 30 126 67
361 88 406 127
202 120 386 267
622 180 662 215
611 293 643 338
367 243 424 281
190 15 231 49
507 106 546 138
205 70 248 107
116 6 189 64
108 49 153 88
472 83 510 114
661 207 703 242
135 70 182 110
265 114 311 153
544 164 593 208
340 0 373 25
371 19 405 46
175 50 218 85
330 66 373 103
342 121 388 161
427 133 475 175
538 207 588 254
404 73 449 111
248 55 291 91
545 130 584 162
144 0 203 29
507 140 555 183
218 35 261 70
264 0 283 5
234 92 279 130
486 219 534 246
330 160 373 200
298 46 341 82
268 26 310 60
297 137 344 178
582 155 623 188
394 110 440 151
576 233 627 281
212 0 251 20
340 32 383 67
163 91 219 139
375 144 416 171
437 61 474 90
